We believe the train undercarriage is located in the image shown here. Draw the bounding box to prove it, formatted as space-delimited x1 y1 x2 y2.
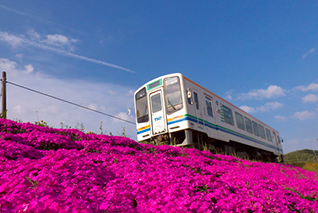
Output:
147 129 283 163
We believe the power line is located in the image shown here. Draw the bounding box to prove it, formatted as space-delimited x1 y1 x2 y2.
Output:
6 80 135 125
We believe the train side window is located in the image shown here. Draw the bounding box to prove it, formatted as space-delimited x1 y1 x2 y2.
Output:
135 87 149 123
235 112 245 130
222 105 234 125
259 125 266 139
266 128 272 142
194 92 199 110
252 121 260 136
205 97 213 117
244 117 253 133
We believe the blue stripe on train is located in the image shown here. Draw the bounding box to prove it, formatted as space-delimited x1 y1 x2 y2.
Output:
137 116 283 152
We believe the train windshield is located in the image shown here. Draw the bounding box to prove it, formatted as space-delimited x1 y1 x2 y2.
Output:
135 87 149 123
164 77 183 114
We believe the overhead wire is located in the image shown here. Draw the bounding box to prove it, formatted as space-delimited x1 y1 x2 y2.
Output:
5 80 135 125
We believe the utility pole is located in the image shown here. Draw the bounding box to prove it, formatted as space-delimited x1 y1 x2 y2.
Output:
1 71 6 118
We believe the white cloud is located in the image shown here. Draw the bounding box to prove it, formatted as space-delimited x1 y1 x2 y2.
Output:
40 105 62 115
0 31 134 73
0 31 23 47
0 58 18 75
239 105 256 113
238 85 285 100
13 105 27 115
0 4 105 41
113 112 135 123
87 104 98 111
27 29 40 39
126 90 134 96
292 111 315 120
239 102 284 113
226 95 233 100
294 83 318 92
23 64 34 74
1 58 137 138
257 102 284 112
0 58 34 76
0 4 26 16
43 34 78 46
302 94 318 103
302 48 315 59
308 48 316 54
274 115 287 121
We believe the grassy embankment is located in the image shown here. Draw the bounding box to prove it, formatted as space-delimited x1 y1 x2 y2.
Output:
284 149 318 174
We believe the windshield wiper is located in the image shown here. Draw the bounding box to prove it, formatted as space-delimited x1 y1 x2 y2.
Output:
167 98 176 110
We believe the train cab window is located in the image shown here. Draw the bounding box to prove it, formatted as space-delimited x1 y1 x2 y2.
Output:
252 121 260 136
244 117 253 133
235 112 245 130
194 92 199 110
266 128 272 142
259 125 266 139
135 87 149 123
164 77 183 114
205 97 213 117
222 105 234 125
273 131 279 144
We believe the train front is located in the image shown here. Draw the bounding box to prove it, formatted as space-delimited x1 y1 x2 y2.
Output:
134 74 186 145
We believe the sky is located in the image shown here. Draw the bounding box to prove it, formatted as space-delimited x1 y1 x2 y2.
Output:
0 1 317 154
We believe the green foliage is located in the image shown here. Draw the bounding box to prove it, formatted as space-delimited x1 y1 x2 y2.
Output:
100 121 104 134
38 142 62 151
291 162 318 174
284 149 318 164
60 122 72 129
26 177 38 190
121 126 126 137
75 122 85 132
147 148 156 154
285 187 318 201
195 184 210 193
89 149 101 153
202 142 209 151
14 118 24 123
284 149 318 173
0 110 7 119
35 120 49 127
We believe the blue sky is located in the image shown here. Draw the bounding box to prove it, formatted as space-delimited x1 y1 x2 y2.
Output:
0 1 317 153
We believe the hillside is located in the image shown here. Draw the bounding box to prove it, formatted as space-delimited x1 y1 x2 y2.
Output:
284 149 318 164
0 118 318 212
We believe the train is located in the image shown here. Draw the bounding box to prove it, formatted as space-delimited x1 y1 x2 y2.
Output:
134 73 284 162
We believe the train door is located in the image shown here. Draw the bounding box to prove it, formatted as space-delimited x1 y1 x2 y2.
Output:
272 131 279 155
149 90 167 135
193 91 204 130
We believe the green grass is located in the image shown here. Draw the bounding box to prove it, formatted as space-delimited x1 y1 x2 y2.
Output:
289 162 318 174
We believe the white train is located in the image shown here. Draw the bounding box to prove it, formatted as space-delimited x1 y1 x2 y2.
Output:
134 73 284 162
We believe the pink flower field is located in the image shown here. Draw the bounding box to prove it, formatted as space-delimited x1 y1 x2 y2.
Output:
0 118 317 212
